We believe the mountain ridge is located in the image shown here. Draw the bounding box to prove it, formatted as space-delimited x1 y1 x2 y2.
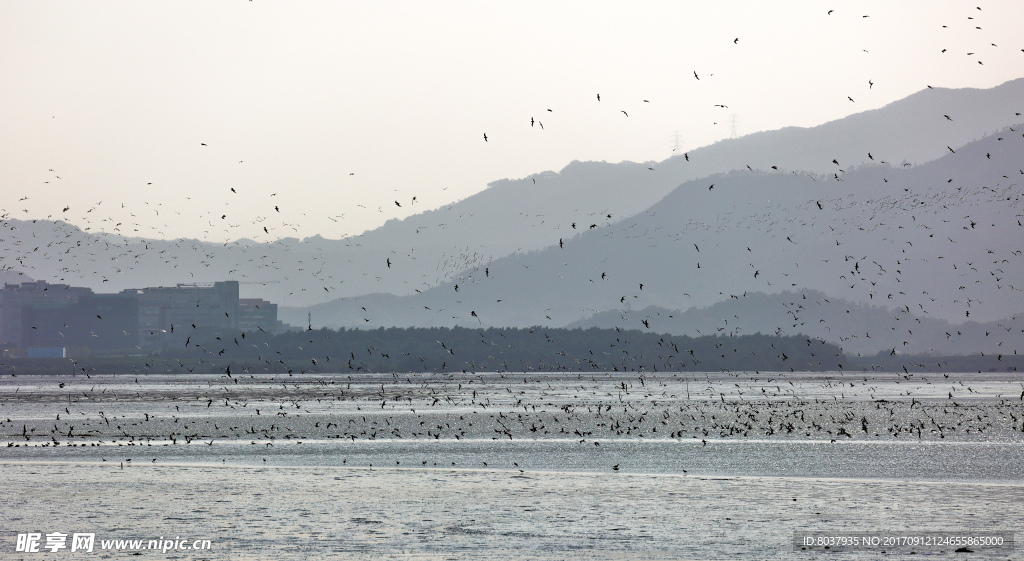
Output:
3 79 1023 317
281 125 1024 337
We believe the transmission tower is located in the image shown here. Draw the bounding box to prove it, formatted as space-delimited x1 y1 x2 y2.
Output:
673 130 683 156
729 114 740 139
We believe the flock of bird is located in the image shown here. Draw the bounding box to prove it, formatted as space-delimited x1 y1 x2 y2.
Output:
3 372 1023 471
0 7 1022 481
4 117 1020 349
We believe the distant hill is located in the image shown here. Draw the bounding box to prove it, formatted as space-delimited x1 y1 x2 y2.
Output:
566 290 1024 357
283 126 1024 337
3 79 1024 308
0 269 32 286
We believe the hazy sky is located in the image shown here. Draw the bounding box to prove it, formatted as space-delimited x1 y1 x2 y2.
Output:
2 1 1022 242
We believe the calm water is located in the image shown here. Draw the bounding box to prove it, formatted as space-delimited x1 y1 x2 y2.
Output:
2 372 1022 559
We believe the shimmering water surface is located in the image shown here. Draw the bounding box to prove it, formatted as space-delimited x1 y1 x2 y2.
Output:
2 371 1022 559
